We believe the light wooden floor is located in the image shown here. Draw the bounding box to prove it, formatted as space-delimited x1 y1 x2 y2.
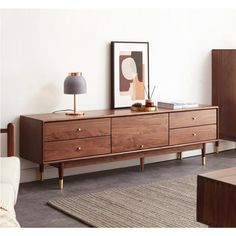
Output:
16 149 236 227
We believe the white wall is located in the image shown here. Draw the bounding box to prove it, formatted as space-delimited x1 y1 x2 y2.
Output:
0 9 236 183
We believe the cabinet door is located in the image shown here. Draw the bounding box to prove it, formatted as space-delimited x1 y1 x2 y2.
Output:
112 114 168 153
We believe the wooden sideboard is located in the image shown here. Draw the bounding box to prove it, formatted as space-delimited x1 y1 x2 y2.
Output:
20 106 219 189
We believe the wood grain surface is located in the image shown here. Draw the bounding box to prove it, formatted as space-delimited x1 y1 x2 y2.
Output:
170 125 217 145
44 136 111 161
169 109 216 129
112 114 168 153
44 118 110 141
212 50 236 141
197 167 236 227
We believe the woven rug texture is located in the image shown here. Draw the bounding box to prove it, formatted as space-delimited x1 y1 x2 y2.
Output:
48 175 205 227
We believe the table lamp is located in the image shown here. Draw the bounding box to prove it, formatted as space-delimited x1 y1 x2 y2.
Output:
64 72 87 116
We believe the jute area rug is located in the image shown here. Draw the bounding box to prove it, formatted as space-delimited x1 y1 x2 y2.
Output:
48 175 206 227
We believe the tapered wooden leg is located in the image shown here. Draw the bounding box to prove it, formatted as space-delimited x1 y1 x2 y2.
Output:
177 152 182 160
58 163 64 190
140 157 144 172
202 143 206 166
214 141 219 154
39 164 44 181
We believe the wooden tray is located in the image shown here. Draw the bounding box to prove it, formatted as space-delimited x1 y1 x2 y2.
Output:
131 105 157 112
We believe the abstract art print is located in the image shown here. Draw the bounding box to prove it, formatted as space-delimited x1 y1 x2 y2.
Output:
111 41 149 108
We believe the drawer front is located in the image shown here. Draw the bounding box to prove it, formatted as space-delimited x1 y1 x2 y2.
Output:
112 114 168 153
44 136 111 161
44 118 110 141
170 109 217 128
170 125 217 145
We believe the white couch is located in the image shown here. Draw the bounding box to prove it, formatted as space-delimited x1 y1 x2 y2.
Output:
0 157 20 227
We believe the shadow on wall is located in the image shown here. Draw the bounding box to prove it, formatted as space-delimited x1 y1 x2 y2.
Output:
0 117 38 169
24 83 61 114
0 117 19 157
106 42 111 108
198 52 212 104
4 83 61 160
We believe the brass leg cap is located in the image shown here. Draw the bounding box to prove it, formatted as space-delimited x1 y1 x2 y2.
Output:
59 179 64 190
202 156 206 166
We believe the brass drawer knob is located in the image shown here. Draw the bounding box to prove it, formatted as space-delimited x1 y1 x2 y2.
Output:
76 128 82 132
192 117 197 120
76 147 81 151
192 133 197 136
139 145 144 149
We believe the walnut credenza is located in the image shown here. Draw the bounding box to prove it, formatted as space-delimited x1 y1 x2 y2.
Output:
20 106 219 189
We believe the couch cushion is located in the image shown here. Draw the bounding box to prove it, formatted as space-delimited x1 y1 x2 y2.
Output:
0 183 16 217
0 157 20 204
0 209 20 227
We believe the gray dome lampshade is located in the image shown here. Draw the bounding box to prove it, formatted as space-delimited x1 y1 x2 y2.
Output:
64 72 87 94
64 72 87 116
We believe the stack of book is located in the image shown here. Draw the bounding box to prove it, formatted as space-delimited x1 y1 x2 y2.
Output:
157 101 199 109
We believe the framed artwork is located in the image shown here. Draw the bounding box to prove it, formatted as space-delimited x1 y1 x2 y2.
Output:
111 41 149 109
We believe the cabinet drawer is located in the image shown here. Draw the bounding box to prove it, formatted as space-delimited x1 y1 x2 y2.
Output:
112 114 168 153
44 118 110 141
44 136 111 161
170 109 217 128
170 125 217 145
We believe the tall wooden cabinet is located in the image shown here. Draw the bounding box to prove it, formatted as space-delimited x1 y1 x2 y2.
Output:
212 50 236 141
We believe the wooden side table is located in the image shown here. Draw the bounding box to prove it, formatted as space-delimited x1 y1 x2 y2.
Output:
197 167 236 227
